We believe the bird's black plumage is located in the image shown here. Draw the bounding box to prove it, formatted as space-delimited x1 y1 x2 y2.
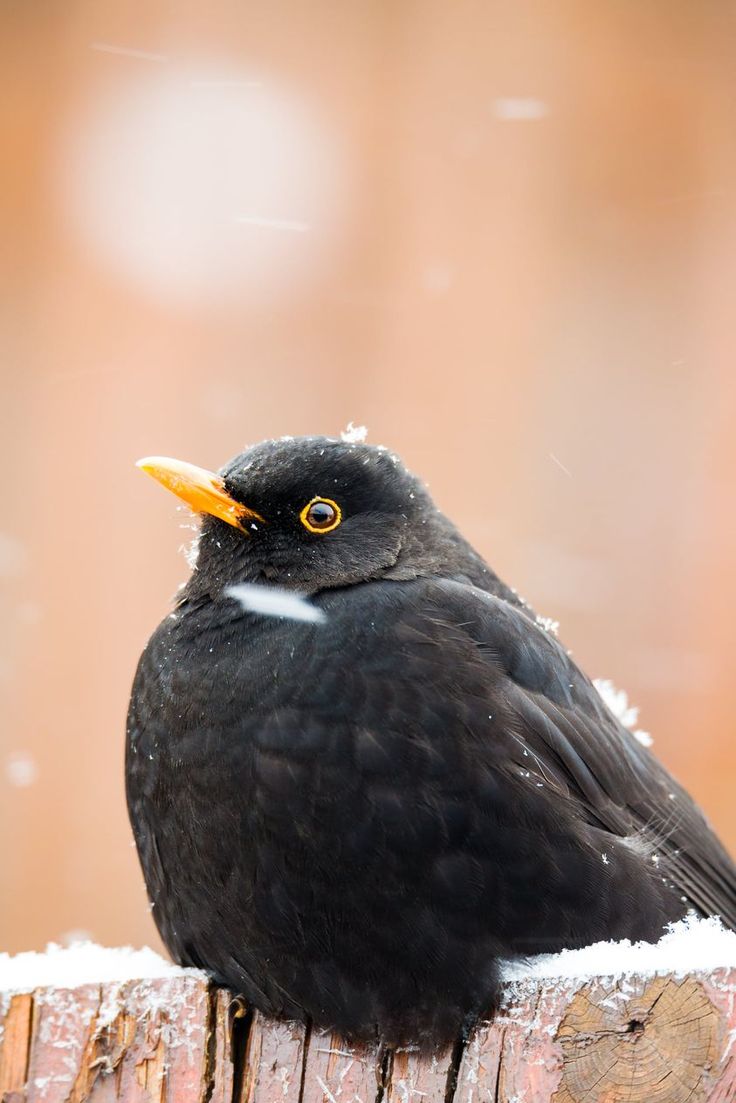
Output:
127 436 736 1049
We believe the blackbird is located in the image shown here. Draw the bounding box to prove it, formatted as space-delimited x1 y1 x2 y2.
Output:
127 436 736 1049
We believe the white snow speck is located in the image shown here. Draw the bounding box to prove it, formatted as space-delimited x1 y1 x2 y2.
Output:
0 942 200 994
500 914 736 981
594 678 638 727
183 533 201 570
549 452 572 478
89 41 168 63
535 615 560 637
493 97 549 121
225 583 326 624
593 677 653 746
5 752 38 788
340 422 368 444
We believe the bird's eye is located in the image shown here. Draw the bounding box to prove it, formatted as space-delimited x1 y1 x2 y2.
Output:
300 497 342 534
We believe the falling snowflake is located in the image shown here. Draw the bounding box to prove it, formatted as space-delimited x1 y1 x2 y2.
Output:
5 752 38 788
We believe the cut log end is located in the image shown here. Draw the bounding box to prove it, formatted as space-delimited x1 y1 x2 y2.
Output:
554 975 722 1103
1 968 735 1102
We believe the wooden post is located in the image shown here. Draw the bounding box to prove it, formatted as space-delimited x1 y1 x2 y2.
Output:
1 966 735 1102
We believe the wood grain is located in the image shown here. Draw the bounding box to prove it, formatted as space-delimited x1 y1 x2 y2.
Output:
1 968 735 1102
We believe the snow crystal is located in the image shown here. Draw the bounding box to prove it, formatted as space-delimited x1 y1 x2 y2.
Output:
501 915 736 982
535 615 560 637
0 942 200 994
548 452 572 478
182 532 201 570
225 583 326 624
340 422 368 444
593 677 653 747
594 678 638 727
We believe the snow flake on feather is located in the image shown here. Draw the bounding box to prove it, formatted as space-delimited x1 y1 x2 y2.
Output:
340 422 368 444
593 677 654 747
183 534 201 570
535 615 560 637
594 678 638 727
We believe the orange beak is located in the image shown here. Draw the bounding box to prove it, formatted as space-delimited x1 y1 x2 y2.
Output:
136 456 265 531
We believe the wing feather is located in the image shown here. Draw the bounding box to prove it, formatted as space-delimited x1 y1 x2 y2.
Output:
420 578 736 930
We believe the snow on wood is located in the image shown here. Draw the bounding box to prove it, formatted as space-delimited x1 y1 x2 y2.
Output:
500 914 736 982
0 941 199 993
1 923 736 1102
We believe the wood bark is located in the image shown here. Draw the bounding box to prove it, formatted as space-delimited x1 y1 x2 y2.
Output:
1 967 735 1102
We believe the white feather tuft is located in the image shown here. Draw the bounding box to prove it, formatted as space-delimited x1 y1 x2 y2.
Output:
225 583 326 624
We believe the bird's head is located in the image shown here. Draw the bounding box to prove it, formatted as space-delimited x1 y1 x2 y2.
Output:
137 436 493 600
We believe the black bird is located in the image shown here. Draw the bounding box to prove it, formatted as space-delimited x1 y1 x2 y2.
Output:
127 436 736 1049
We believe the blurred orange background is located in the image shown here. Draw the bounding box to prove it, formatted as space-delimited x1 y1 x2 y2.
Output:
1 1 735 955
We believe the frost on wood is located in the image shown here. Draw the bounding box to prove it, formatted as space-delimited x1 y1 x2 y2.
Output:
0 975 215 1103
2 927 736 1102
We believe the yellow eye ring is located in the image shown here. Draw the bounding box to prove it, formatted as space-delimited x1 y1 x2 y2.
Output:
300 496 342 534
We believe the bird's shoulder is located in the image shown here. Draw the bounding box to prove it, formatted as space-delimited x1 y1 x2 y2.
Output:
320 575 736 927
